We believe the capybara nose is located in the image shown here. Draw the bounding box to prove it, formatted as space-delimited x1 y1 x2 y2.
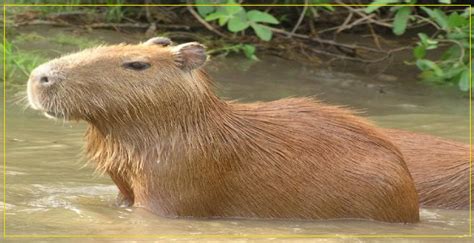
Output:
31 74 55 87
29 63 59 87
39 76 50 85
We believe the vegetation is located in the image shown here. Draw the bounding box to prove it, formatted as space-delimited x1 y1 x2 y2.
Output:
2 1 472 92
364 2 472 91
1 40 47 80
2 32 102 89
194 0 472 91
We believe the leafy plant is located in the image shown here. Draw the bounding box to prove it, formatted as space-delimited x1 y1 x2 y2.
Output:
365 1 471 91
413 7 470 91
105 0 125 22
195 0 279 60
199 0 279 41
1 40 47 83
208 43 258 60
2 32 104 88
392 6 412 35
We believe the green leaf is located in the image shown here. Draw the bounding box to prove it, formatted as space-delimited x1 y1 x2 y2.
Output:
309 0 334 11
413 45 426 59
418 33 429 45
416 59 444 77
447 12 468 28
228 16 250 32
218 16 230 26
458 69 469 91
440 45 461 61
418 33 438 49
393 6 412 35
419 70 444 84
195 0 216 17
421 7 449 30
460 39 470 49
241 44 258 60
205 12 227 21
251 23 272 41
441 65 465 80
247 10 279 24
438 0 451 3
447 31 468 41
323 6 335 11
224 5 244 16
365 0 400 14
196 6 215 17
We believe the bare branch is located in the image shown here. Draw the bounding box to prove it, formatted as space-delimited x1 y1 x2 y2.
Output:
186 5 228 38
288 0 308 38
335 10 353 33
308 45 410 63
11 20 191 31
338 4 393 28
269 26 388 54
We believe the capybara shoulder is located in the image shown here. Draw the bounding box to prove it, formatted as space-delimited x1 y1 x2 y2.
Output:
27 37 420 223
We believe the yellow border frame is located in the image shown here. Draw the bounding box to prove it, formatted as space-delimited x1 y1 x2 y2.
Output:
1 2 472 240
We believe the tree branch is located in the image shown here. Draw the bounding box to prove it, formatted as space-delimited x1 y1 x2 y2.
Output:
288 0 308 38
186 5 228 38
269 26 388 54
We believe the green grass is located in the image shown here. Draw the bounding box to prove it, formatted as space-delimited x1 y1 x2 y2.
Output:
2 31 104 89
2 40 47 80
53 33 103 49
6 0 127 23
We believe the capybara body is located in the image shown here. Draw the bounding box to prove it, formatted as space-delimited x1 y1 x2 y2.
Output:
384 129 471 210
32 36 474 223
86 97 420 222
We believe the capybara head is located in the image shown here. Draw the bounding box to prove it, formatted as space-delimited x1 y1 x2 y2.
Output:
27 37 210 123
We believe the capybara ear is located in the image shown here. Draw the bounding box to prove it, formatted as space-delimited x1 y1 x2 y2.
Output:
171 42 207 71
143 37 172 47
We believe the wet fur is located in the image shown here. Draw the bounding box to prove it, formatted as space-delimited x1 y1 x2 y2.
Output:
85 91 420 222
385 129 471 210
27 40 467 223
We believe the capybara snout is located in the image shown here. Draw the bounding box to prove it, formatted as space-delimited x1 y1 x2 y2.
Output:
27 37 209 122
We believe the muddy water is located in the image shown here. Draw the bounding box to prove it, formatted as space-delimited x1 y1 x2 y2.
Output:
1 27 471 241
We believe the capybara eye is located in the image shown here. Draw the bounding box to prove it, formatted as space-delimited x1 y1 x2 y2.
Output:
123 61 151 71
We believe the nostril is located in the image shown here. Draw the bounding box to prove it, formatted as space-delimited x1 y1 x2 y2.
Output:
39 76 49 84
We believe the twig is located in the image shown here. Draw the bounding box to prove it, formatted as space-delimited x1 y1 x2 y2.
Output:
143 0 156 37
338 13 376 33
288 0 308 38
335 10 353 33
319 14 392 34
269 26 387 54
186 5 228 38
11 20 191 30
90 22 191 31
307 45 410 63
308 17 316 36
47 11 89 19
367 23 382 49
412 15 440 30
144 0 154 23
338 4 393 28
438 39 466 63
13 19 71 27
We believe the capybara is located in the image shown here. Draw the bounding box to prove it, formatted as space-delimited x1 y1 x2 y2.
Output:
384 129 471 210
27 37 428 223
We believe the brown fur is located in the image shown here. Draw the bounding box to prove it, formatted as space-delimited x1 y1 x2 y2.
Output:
27 38 424 223
384 129 471 210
